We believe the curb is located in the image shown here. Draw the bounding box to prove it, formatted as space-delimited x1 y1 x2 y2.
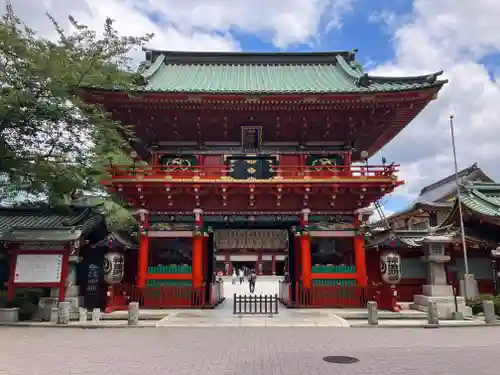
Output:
0 322 159 329
349 322 500 329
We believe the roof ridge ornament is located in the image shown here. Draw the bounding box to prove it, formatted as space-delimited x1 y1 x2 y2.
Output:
347 49 358 62
356 73 371 87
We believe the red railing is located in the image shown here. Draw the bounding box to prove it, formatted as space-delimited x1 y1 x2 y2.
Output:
107 164 399 181
109 284 211 309
295 283 370 308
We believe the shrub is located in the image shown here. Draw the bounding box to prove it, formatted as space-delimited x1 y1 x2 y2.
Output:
0 288 44 321
467 294 500 315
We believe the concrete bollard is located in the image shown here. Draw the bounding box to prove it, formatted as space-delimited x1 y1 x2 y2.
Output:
128 302 139 326
57 302 70 325
78 308 87 323
92 308 101 324
367 301 378 325
483 300 496 324
427 301 439 325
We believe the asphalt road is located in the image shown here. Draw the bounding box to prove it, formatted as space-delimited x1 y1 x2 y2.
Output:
1 327 498 375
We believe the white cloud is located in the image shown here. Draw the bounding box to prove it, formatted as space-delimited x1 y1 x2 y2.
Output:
136 0 354 48
3 0 354 54
371 0 500 200
368 204 395 224
3 0 240 64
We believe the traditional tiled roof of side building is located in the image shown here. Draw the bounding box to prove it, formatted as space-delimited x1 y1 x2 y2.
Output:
366 229 430 249
417 163 493 204
368 163 494 229
440 182 500 227
92 231 138 250
132 49 448 94
0 205 106 243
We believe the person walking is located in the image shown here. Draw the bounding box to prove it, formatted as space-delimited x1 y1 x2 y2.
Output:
248 269 257 293
231 270 237 285
239 268 244 284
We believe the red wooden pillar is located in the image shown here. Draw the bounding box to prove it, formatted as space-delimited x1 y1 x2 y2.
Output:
136 210 150 288
353 215 367 287
294 237 301 282
192 209 204 288
202 236 208 281
300 208 312 288
58 247 70 302
7 250 17 302
257 253 263 275
344 151 352 176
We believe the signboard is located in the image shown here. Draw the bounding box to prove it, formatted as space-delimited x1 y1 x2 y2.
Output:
307 222 355 231
83 253 104 310
14 254 63 283
214 229 288 249
149 222 194 231
86 264 100 294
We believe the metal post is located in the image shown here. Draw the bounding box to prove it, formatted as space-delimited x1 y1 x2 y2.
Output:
449 115 469 276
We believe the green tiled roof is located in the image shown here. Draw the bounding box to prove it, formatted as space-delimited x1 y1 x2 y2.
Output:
440 182 500 227
459 182 500 217
0 206 105 243
135 50 447 94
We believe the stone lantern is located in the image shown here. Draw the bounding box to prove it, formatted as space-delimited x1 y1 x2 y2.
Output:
411 235 472 319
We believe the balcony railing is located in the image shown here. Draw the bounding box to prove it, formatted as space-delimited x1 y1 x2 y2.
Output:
107 164 399 181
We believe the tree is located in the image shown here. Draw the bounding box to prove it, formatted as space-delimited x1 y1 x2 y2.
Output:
0 2 153 229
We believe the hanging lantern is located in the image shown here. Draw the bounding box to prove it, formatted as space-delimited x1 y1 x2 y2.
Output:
380 251 401 285
103 252 125 284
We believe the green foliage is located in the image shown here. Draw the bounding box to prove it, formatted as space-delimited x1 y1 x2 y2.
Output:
0 288 44 320
0 2 153 227
467 294 500 315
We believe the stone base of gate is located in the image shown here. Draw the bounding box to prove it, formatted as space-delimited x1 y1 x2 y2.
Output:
155 309 350 327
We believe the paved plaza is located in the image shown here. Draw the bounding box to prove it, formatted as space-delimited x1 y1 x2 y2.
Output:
1 326 499 375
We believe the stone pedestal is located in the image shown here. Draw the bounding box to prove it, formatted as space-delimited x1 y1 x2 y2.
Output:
460 274 478 299
57 301 70 324
367 301 378 325
79 308 87 323
483 300 497 324
411 235 472 319
427 301 439 325
0 308 19 323
92 308 101 323
128 302 139 326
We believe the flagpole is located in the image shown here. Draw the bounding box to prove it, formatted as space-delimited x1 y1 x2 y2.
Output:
449 115 469 275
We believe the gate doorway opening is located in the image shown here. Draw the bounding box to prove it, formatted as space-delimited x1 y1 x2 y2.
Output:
275 261 285 276
232 261 256 275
